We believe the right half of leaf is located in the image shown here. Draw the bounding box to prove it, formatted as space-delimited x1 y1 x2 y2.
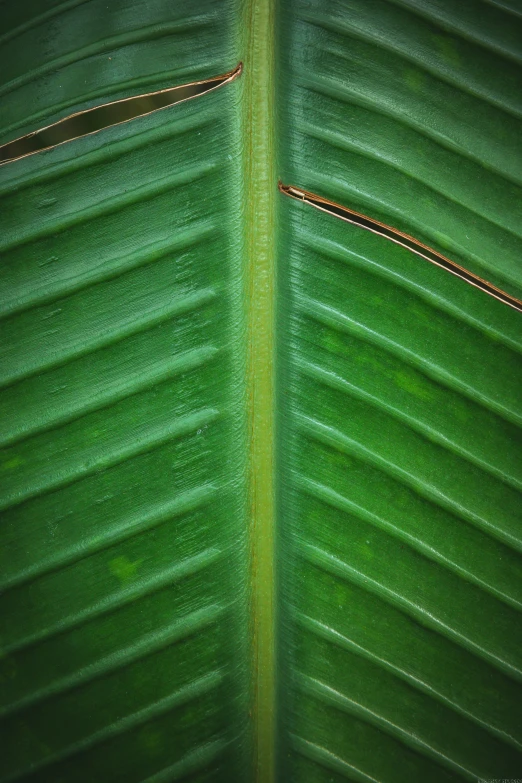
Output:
276 1 522 780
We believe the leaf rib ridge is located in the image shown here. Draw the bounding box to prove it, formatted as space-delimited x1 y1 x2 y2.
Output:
301 13 522 120
299 414 522 552
0 18 225 101
300 231 522 354
301 297 522 428
299 74 522 188
297 475 522 611
0 604 223 720
296 613 522 751
300 542 522 681
0 483 217 595
298 360 522 494
2 548 222 656
298 674 475 780
3 672 224 783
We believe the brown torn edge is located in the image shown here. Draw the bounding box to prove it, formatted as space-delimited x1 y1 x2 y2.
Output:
0 63 242 166
279 183 522 314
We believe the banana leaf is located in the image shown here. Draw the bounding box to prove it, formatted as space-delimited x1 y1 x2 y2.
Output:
0 1 521 781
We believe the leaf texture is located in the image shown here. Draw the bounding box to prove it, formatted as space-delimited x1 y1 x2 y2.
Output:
277 0 522 780
0 3 250 781
1 0 522 781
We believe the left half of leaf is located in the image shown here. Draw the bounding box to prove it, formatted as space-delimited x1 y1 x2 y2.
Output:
0 3 251 780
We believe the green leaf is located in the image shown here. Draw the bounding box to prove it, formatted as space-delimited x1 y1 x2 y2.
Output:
1 1 521 782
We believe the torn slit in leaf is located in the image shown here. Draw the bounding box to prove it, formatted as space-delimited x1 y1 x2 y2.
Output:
0 63 242 165
279 182 522 314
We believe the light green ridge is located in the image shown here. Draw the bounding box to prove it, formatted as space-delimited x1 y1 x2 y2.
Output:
238 1 277 781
